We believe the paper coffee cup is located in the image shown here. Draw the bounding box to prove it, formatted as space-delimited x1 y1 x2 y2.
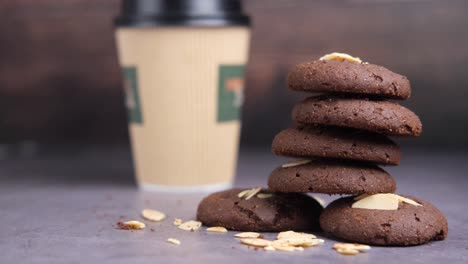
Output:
114 0 250 191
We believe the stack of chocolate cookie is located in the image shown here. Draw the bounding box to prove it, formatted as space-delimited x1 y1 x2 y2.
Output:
268 53 447 246
197 53 447 247
269 53 417 194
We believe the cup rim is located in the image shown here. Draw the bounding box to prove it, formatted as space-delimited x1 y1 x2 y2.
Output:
115 14 250 28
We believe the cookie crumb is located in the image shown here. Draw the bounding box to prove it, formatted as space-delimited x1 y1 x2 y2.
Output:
116 220 145 230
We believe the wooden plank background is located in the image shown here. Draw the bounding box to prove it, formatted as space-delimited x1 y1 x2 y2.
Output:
0 0 467 149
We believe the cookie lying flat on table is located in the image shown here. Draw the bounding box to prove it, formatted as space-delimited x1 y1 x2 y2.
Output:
196 188 323 232
268 160 396 195
320 195 448 246
292 96 422 136
272 126 401 165
287 60 411 100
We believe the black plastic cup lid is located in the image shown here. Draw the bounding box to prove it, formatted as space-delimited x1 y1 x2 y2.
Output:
115 0 250 27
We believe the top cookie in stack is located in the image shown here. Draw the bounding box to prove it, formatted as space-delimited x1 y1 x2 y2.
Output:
287 53 411 100
269 53 422 195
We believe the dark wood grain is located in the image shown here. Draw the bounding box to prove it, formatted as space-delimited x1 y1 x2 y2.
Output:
0 0 124 142
0 0 467 148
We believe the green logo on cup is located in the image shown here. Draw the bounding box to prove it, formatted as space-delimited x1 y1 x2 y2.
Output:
122 66 143 124
217 65 246 122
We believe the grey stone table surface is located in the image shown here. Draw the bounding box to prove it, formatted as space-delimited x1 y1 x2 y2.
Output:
0 147 467 264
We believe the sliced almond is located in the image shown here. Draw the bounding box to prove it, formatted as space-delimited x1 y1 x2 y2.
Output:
173 218 183 226
295 246 304 251
244 187 262 200
352 193 422 210
238 187 263 200
397 195 422 206
277 231 316 240
141 209 166 222
352 193 400 210
300 239 325 247
234 232 261 238
240 238 272 247
178 220 202 231
116 220 146 230
281 159 311 168
271 244 296 252
206 226 228 233
274 238 311 247
257 193 273 199
167 238 181 245
333 243 371 252
336 247 360 255
237 189 251 198
271 239 289 247
319 52 362 63
264 245 276 251
273 237 323 247
271 240 294 252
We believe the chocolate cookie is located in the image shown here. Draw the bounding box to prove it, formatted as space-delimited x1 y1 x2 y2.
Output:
272 126 401 165
196 188 322 232
320 196 448 246
268 160 396 194
288 60 411 99
292 96 422 136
